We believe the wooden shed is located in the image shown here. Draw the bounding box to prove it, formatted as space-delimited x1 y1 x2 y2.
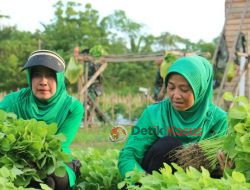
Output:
225 0 250 56
215 0 250 105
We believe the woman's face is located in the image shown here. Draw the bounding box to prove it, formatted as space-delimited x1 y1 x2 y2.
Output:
31 66 57 100
167 74 194 111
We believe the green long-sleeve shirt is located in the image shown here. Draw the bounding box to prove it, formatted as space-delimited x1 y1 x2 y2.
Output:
118 100 227 179
0 90 84 187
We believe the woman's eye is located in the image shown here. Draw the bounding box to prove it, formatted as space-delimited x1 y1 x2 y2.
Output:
46 73 55 77
181 88 189 92
33 73 42 78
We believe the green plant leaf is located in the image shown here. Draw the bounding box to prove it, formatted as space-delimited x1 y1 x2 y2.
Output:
0 110 7 121
235 96 249 106
47 123 58 136
234 123 245 134
117 181 126 189
232 171 246 183
40 183 53 190
223 92 234 101
223 135 236 158
228 105 248 119
54 165 66 177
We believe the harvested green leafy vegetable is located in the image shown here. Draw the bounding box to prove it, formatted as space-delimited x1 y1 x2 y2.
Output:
0 110 70 187
89 45 107 58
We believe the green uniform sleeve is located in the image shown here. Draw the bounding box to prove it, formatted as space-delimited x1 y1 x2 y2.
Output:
118 108 158 179
57 100 84 187
58 100 84 155
64 163 76 188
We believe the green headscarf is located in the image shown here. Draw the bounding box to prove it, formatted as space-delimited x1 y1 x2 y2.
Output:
158 55 227 143
0 68 83 187
166 55 213 117
1 69 73 128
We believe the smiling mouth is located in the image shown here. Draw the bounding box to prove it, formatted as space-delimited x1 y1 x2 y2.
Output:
38 90 49 93
172 102 184 106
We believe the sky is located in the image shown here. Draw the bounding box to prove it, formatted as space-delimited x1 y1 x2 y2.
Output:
0 0 226 43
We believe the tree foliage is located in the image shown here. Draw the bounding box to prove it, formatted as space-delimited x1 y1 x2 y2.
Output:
41 1 110 58
0 1 216 94
0 27 39 91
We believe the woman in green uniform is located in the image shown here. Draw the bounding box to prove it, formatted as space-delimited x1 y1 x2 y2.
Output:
0 50 84 189
118 55 228 178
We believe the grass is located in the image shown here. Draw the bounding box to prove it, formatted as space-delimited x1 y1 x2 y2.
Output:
99 93 152 121
71 125 132 152
70 93 150 153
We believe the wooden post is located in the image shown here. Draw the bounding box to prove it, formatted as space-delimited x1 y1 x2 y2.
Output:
87 97 98 127
83 61 89 128
239 55 247 96
87 94 107 122
77 77 83 102
247 64 250 99
247 32 250 99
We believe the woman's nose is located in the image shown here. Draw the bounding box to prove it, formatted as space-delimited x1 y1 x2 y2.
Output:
172 89 181 98
39 76 48 85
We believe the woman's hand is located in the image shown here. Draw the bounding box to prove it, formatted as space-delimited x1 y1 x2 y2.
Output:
44 160 81 190
217 151 234 171
44 176 56 189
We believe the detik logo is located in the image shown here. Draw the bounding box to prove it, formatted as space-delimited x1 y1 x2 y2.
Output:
109 126 128 142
